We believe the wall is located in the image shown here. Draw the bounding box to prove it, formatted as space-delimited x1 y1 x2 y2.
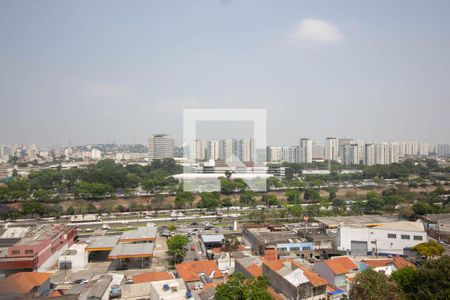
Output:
337 226 427 255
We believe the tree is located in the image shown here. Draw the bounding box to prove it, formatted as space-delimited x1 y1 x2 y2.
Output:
285 190 300 204
304 189 320 201
349 269 403 300
413 256 450 300
240 191 256 207
167 223 177 232
223 235 240 252
413 240 445 258
261 194 279 206
412 201 430 216
198 192 220 209
167 234 189 263
288 204 303 218
391 266 418 295
365 191 384 212
174 191 194 209
215 273 274 300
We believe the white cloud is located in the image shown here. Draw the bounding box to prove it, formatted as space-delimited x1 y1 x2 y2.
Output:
291 18 343 43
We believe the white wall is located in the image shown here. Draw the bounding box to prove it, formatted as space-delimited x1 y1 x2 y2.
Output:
337 226 427 255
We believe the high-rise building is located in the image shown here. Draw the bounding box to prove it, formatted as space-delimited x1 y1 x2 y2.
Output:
338 138 353 163
282 146 298 163
364 144 375 166
219 139 233 161
189 140 206 161
343 144 359 165
325 137 338 162
298 138 313 163
206 140 220 161
387 142 400 164
238 138 255 162
148 134 175 160
312 142 325 159
267 146 283 162
375 142 388 165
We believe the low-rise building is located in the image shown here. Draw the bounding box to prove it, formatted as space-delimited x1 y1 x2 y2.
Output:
0 225 77 275
58 243 88 269
360 256 415 276
0 272 52 300
297 229 334 250
149 278 190 300
175 260 224 289
313 256 358 293
263 259 328 300
243 225 314 258
336 221 427 256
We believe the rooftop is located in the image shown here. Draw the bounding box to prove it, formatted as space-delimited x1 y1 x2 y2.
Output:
201 234 225 244
323 256 358 275
119 226 157 243
264 259 328 287
108 242 155 259
361 256 414 270
86 236 120 251
316 215 400 228
0 272 51 295
132 271 173 283
176 260 224 282
368 221 425 232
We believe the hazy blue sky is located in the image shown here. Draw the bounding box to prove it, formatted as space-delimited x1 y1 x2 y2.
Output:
1 0 449 147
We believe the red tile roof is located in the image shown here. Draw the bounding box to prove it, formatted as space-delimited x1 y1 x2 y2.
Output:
246 263 263 277
393 256 415 269
176 260 224 282
324 257 358 275
0 272 51 295
264 259 328 287
361 257 415 270
361 259 393 268
132 271 173 283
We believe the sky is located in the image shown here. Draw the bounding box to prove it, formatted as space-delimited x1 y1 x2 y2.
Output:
0 0 449 147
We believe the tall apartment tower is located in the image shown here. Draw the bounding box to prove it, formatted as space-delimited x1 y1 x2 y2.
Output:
219 139 233 161
282 146 298 163
299 138 313 163
343 144 359 165
365 144 376 166
325 137 338 162
148 134 175 160
206 140 220 161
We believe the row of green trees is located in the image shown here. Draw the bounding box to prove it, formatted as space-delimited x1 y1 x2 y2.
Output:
0 159 181 202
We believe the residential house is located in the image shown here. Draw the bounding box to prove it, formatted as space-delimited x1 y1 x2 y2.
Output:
313 256 358 293
263 259 328 300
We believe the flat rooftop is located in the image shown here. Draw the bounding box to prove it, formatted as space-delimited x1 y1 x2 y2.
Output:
201 234 225 244
108 243 155 259
315 215 400 228
246 227 304 244
119 226 157 243
86 236 120 251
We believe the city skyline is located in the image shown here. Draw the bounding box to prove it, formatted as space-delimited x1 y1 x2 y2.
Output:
1 1 450 146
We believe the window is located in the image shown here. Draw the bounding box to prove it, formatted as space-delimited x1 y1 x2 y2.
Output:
413 235 423 241
371 241 376 244
12 250 20 255
401 235 410 240
25 249 33 255
388 233 397 239
290 247 300 252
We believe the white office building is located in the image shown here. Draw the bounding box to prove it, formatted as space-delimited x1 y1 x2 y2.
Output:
336 221 427 256
148 134 175 160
